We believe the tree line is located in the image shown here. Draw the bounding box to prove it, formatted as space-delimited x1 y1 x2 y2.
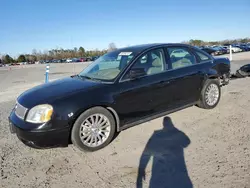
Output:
1 47 109 64
1 38 250 64
0 42 118 64
183 37 250 46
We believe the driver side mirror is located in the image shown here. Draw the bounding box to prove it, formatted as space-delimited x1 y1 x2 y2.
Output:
129 68 146 80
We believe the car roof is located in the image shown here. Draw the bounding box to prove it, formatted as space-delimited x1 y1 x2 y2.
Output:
116 43 192 54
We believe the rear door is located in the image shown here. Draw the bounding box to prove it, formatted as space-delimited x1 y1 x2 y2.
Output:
163 46 206 106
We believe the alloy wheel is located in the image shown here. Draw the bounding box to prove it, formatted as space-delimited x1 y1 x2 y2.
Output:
79 114 111 147
205 84 219 106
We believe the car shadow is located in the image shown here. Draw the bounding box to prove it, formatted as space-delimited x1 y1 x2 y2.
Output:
136 116 193 188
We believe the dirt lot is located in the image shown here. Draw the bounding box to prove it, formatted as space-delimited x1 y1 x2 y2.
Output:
0 53 250 188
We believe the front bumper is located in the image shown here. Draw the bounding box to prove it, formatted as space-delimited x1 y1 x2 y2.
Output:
9 111 70 149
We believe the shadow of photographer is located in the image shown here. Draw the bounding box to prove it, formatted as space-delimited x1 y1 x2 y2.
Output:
137 116 193 188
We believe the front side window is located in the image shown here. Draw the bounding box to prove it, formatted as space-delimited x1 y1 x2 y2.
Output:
78 51 134 81
123 48 165 80
167 47 196 69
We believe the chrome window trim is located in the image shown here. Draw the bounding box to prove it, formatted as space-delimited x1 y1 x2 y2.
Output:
119 59 211 83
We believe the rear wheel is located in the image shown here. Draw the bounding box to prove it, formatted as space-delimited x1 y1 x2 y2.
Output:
71 107 116 152
197 79 221 109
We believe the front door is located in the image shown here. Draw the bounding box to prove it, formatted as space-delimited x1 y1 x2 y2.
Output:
113 48 169 126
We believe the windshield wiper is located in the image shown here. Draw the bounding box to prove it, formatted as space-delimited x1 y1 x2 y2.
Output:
77 75 101 82
78 75 91 79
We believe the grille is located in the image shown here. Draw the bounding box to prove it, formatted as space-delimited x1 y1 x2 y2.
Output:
15 102 28 120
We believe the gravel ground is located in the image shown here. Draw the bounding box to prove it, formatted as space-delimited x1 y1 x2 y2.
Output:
0 54 250 188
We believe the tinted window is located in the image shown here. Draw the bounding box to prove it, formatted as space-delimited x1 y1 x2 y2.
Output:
167 47 196 69
196 51 210 61
122 48 165 80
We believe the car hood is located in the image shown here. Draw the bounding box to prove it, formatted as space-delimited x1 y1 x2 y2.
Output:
17 76 102 108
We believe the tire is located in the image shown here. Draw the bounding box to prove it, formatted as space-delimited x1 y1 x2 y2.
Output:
197 79 221 109
235 69 248 78
71 107 116 152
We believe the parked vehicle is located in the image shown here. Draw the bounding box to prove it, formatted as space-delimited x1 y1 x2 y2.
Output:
71 58 79 62
200 47 217 55
236 44 250 51
79 57 87 62
223 43 231 47
9 43 231 152
66 58 73 63
91 56 100 61
221 46 230 53
223 46 242 53
86 57 92 61
61 59 67 63
243 45 250 51
43 60 51 64
233 45 247 52
10 63 19 66
52 59 63 63
212 46 227 54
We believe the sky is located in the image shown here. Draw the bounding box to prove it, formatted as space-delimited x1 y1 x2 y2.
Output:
0 0 250 57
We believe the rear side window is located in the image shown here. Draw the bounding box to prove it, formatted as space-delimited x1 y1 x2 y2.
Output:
196 51 210 61
167 47 196 69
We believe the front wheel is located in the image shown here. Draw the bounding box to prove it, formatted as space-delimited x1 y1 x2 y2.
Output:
197 79 221 109
71 107 116 152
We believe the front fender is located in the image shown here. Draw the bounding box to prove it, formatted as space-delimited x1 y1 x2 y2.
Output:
52 90 116 127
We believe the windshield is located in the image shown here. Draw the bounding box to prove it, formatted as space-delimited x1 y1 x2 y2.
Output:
78 50 134 81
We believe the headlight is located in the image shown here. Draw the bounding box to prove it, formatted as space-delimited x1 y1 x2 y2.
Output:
26 104 53 123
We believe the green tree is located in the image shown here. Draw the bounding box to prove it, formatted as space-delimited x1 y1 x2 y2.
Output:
78 46 85 57
17 55 26 62
108 42 117 52
189 39 204 46
4 54 14 64
208 41 219 45
73 47 78 57
25 54 37 62
240 38 249 43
